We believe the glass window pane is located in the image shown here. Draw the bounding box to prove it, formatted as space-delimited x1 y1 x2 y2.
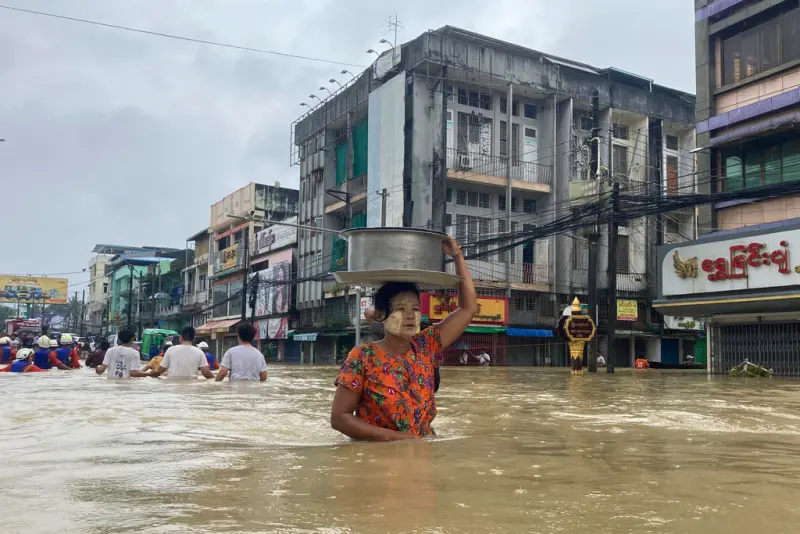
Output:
726 154 743 191
744 149 763 189
764 146 782 185
783 139 800 182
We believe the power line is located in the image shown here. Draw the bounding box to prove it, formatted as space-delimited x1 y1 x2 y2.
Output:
0 4 365 68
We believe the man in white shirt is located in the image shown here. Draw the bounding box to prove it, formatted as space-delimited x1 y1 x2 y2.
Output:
215 323 267 382
148 326 214 380
96 329 148 379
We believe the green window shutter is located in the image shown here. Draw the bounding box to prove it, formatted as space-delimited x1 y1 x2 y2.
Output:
335 143 347 185
352 121 368 177
783 139 800 182
725 154 742 191
351 212 367 229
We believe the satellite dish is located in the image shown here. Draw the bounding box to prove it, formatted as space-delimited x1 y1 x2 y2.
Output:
274 181 281 189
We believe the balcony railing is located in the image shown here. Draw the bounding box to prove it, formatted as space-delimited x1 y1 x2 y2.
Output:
509 308 558 327
447 148 553 186
571 270 650 293
446 260 551 286
182 291 210 308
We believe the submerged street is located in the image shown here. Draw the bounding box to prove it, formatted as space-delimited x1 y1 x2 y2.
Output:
2 367 800 533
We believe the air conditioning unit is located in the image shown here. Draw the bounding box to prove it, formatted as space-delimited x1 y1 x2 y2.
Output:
459 155 472 170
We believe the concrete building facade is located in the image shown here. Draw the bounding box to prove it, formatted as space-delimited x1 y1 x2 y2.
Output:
653 0 800 375
291 26 696 366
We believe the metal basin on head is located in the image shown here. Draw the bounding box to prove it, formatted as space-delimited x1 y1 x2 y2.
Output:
343 227 446 272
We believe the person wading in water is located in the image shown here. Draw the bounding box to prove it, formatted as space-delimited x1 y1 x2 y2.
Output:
330 236 477 441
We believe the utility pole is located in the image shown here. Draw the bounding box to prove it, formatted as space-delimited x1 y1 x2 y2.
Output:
432 65 448 236
126 264 134 329
249 272 259 322
378 188 389 226
505 83 514 299
606 177 620 374
354 287 362 346
240 226 251 322
80 289 85 336
137 272 143 339
150 265 157 329
73 291 79 332
587 89 600 373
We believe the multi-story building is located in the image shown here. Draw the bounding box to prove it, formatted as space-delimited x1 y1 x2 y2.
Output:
655 0 800 375
250 216 300 363
182 228 212 329
86 251 111 334
196 183 298 357
291 26 695 366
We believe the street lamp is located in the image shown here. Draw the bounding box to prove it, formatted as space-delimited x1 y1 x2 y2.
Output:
379 38 394 48
308 94 320 101
300 102 310 108
341 69 356 80
366 49 380 56
329 78 342 89
319 86 333 97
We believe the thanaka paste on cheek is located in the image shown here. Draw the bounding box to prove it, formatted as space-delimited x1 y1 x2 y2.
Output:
383 311 404 337
414 311 421 333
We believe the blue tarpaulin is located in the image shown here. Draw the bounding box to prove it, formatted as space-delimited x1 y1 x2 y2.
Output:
506 328 553 338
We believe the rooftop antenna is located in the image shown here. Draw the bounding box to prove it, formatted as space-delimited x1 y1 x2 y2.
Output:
382 14 403 62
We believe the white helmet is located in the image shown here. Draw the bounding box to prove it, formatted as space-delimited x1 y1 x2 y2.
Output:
0 337 9 345
49 339 58 348
197 341 209 349
38 335 51 349
164 341 173 347
11 339 20 346
16 348 34 361
60 334 74 345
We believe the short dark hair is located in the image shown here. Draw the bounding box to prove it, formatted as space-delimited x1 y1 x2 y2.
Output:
374 282 421 319
100 340 110 350
180 326 196 342
117 329 135 344
238 322 256 343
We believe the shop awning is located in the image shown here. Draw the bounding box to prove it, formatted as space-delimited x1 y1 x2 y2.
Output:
196 319 240 334
322 331 349 336
293 332 318 342
464 325 506 334
506 328 553 338
654 291 800 317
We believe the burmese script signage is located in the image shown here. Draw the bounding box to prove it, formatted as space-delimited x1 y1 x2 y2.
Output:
254 216 297 256
422 293 508 325
563 316 596 341
662 229 800 296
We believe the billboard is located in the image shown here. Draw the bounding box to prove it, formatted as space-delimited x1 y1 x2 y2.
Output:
254 216 297 256
252 262 291 316
421 293 508 325
0 275 69 304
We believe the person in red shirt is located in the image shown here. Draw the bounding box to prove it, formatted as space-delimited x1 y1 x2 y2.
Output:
46 339 71 370
0 348 46 373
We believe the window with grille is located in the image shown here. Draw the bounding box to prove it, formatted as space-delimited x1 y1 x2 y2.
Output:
456 189 467 205
512 124 520 162
498 194 506 211
612 144 629 179
524 103 537 119
579 115 593 131
446 187 452 203
511 221 519 263
500 121 508 158
458 88 468 105
613 123 629 140
457 112 493 153
467 190 479 207
459 88 492 110
514 292 536 310
446 85 454 102
479 192 490 208
616 234 630 274
511 197 519 212
445 213 452 227
523 199 536 214
666 135 679 151
498 219 508 263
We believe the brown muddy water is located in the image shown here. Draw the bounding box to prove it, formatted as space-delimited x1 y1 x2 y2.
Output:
2 366 800 533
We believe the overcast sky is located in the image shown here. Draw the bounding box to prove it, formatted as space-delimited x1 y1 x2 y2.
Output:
0 0 695 293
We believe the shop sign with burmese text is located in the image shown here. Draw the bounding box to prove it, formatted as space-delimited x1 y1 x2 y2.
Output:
663 229 800 296
421 293 508 325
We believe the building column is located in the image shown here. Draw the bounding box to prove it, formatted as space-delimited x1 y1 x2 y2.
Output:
629 335 635 366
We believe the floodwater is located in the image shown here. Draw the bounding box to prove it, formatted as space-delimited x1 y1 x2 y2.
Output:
3 367 800 534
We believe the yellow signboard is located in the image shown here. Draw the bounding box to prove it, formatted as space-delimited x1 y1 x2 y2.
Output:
0 275 68 304
617 299 638 321
424 294 508 324
222 243 239 271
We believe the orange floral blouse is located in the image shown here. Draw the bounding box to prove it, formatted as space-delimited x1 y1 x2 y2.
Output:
334 325 443 437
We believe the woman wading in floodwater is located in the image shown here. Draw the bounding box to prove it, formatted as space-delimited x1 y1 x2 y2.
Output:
331 236 478 441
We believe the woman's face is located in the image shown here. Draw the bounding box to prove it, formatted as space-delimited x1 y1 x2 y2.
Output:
382 291 421 340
